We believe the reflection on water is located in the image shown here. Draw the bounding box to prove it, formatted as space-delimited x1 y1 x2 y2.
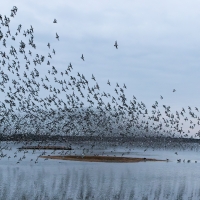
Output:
0 142 200 199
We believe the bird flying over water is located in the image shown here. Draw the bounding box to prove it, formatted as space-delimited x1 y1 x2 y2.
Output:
114 41 118 49
56 33 59 40
81 54 84 61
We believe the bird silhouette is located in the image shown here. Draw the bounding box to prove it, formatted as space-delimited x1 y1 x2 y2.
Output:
114 41 118 49
81 54 84 61
56 33 59 40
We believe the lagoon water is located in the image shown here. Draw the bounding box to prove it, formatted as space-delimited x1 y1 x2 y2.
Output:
0 141 200 199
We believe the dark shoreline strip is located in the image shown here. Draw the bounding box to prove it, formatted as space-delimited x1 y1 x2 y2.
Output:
18 146 72 150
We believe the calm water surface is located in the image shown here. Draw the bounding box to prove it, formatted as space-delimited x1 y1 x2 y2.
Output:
0 142 200 199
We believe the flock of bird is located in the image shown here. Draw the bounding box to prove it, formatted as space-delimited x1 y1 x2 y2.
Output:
0 6 200 163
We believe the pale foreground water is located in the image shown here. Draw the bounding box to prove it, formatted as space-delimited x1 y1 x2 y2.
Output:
0 141 200 199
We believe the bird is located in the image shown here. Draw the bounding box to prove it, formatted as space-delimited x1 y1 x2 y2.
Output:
56 33 59 40
91 74 96 81
81 54 84 61
173 89 176 92
114 41 118 49
53 19 57 23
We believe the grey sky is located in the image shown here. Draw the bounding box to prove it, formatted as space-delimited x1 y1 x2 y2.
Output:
1 1 200 135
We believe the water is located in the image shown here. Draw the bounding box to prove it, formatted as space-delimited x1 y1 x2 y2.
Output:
0 142 200 199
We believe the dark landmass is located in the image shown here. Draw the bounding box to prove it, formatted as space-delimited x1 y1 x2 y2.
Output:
0 134 199 143
18 146 73 150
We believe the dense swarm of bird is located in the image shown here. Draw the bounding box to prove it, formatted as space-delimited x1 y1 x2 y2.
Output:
0 6 199 163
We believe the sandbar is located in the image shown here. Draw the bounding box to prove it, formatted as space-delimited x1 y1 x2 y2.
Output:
40 155 166 163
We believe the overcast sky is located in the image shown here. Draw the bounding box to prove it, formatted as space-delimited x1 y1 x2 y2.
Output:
1 0 200 119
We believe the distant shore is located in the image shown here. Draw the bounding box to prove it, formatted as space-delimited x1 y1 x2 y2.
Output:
18 146 73 150
0 134 199 143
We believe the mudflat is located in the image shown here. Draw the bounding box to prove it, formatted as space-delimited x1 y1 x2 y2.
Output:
40 155 166 163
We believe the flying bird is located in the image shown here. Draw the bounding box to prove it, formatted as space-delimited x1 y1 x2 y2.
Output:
56 33 59 40
92 74 96 81
53 19 57 23
69 63 73 69
114 41 118 49
81 54 84 61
